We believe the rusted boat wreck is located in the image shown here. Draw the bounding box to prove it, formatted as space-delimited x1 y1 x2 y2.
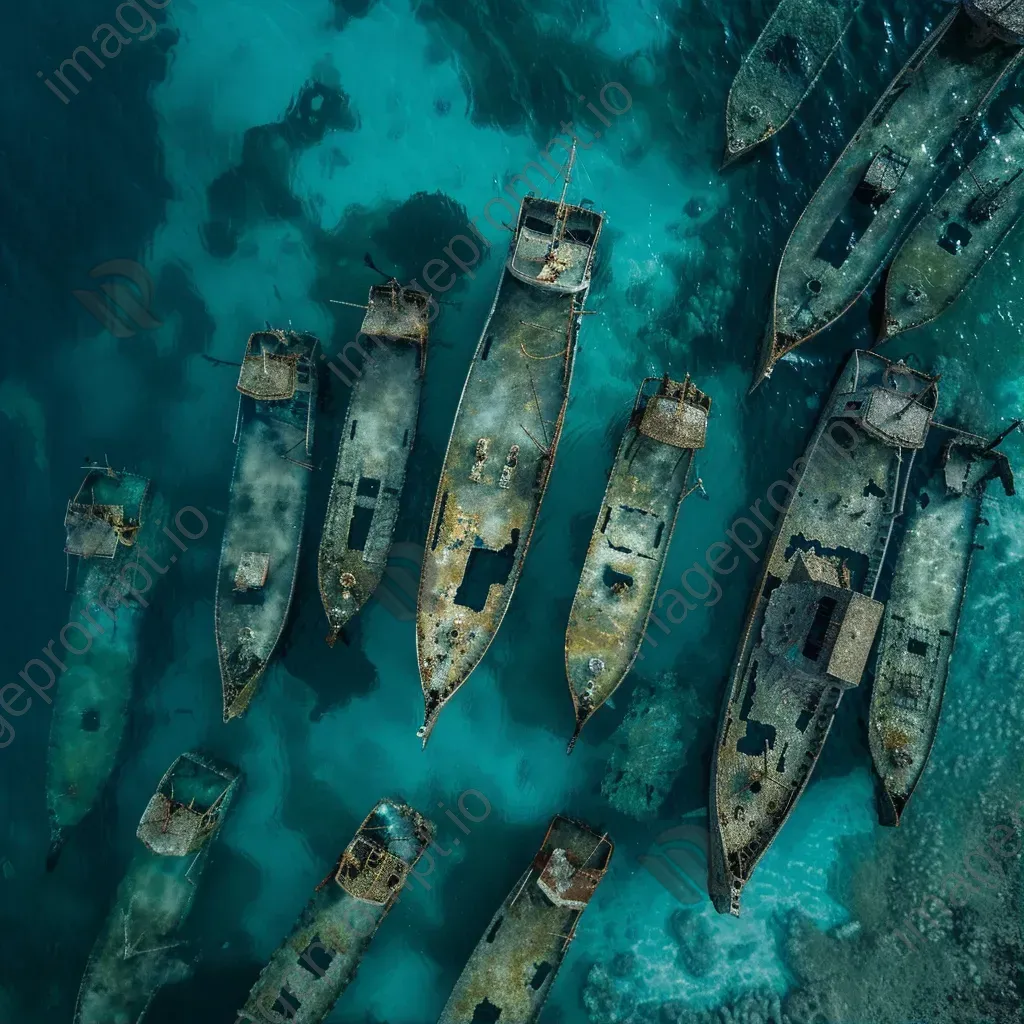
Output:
437 814 613 1024
318 282 430 644
869 421 1017 825
216 328 319 721
755 2 1024 387
46 463 166 870
74 751 239 1024
236 798 433 1024
724 0 864 166
883 105 1024 338
416 143 603 744
710 350 937 915
564 375 710 751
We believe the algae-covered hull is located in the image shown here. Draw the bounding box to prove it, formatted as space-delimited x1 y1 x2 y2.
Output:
437 814 613 1024
565 375 709 749
710 351 938 914
725 0 864 164
883 106 1024 338
416 192 602 744
318 283 429 643
74 751 239 1024
237 798 433 1024
215 329 319 720
757 7 1023 385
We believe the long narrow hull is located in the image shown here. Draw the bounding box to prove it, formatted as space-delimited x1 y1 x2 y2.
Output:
724 0 864 164
757 8 1023 385
883 106 1024 338
710 351 936 914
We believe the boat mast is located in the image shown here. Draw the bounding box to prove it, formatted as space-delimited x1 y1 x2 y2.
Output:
554 140 578 244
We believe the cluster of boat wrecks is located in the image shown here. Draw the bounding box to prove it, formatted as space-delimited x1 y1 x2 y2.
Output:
44 5 1024 1018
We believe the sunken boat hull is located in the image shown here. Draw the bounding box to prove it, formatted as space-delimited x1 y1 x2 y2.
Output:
46 468 166 866
724 0 864 165
869 430 1015 825
215 329 319 720
437 815 612 1024
883 106 1024 338
237 798 433 1024
565 376 709 749
318 283 429 643
757 6 1023 385
417 192 603 743
710 351 938 914
74 752 238 1024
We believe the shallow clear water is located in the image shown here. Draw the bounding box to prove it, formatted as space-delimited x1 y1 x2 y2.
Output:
1 0 1022 1021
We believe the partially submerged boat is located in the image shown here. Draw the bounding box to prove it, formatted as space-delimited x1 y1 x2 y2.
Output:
869 422 1017 825
416 144 603 744
882 105 1024 338
236 798 433 1024
215 328 319 721
46 464 165 869
318 282 430 644
564 375 710 751
710 350 937 915
756 4 1024 387
724 0 864 165
437 814 613 1024
74 751 239 1024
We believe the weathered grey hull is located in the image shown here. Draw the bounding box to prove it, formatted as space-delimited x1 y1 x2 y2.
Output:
710 351 936 914
237 799 433 1024
757 7 1023 385
725 0 864 165
883 106 1024 338
437 815 612 1024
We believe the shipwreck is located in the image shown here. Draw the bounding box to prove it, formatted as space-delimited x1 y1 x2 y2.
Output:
74 751 239 1024
564 374 710 751
416 142 603 745
318 282 430 644
215 328 319 721
437 814 613 1024
236 798 433 1024
710 350 937 914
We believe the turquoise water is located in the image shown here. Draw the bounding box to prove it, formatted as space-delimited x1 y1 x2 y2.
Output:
1 0 1023 1021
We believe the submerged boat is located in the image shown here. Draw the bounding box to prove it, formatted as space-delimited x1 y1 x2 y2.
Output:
74 751 239 1024
724 0 864 165
416 144 603 744
564 375 710 751
869 422 1017 825
882 105 1024 338
318 282 430 644
237 798 433 1024
755 4 1024 387
437 814 613 1024
215 328 319 721
710 350 937 915
46 464 166 870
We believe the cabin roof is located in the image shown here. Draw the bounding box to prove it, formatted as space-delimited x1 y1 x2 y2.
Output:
335 833 409 904
237 351 298 400
234 552 270 592
137 792 216 857
639 383 710 450
64 503 125 558
827 592 885 687
536 846 602 909
862 387 933 449
361 282 430 344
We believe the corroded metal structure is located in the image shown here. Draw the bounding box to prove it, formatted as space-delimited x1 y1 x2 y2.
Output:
46 465 165 869
710 351 937 915
215 328 319 721
967 0 1024 44
237 798 433 1024
564 375 710 750
883 106 1024 338
724 0 864 165
74 752 239 1024
755 6 1024 387
416 146 603 744
437 815 613 1024
318 283 430 644
869 424 1016 824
